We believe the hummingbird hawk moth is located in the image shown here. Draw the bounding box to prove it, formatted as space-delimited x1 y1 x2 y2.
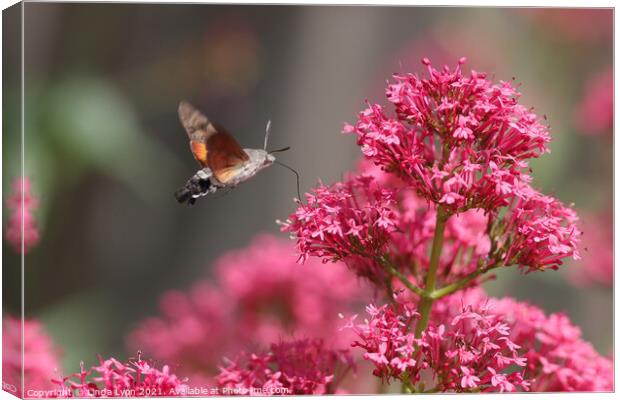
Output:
174 101 298 205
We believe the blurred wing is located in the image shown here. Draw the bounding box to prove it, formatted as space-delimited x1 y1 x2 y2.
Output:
212 164 246 185
206 125 249 184
178 101 218 168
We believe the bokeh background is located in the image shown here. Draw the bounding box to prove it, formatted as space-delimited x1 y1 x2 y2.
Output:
3 4 613 377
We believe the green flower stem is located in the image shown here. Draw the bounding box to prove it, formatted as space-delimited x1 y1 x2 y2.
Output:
379 256 425 297
400 375 415 393
430 263 501 299
415 206 448 338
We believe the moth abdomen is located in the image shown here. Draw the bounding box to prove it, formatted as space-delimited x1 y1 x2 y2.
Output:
174 186 192 204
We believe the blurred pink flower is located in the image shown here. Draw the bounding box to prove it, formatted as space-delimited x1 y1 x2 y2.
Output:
569 209 613 287
126 282 229 386
217 339 353 395
520 9 612 45
5 177 39 254
213 235 366 346
2 315 61 396
127 234 367 382
576 67 613 136
344 58 550 213
51 354 187 397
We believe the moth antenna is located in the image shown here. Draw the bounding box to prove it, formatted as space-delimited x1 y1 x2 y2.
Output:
269 146 290 154
274 160 301 200
264 120 272 150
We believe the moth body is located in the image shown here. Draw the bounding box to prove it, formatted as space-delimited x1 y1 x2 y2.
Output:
225 148 275 186
174 101 281 205
174 168 217 205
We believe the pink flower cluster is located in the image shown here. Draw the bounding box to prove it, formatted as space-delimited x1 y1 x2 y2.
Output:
501 183 581 272
282 164 485 287
5 177 40 254
283 164 580 289
279 175 398 284
576 67 613 136
283 60 581 287
435 289 613 392
346 298 529 392
2 316 61 396
349 287 613 392
51 354 187 397
217 339 353 395
344 58 550 213
128 235 366 382
279 58 604 391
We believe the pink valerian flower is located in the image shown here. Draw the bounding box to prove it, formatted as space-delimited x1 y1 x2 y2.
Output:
344 58 550 214
375 158 579 275
216 339 353 395
392 191 492 285
284 156 579 294
127 235 367 382
569 209 613 287
576 67 613 136
281 160 493 287
279 175 398 285
433 288 613 392
383 161 580 275
281 172 489 287
487 296 613 392
346 299 529 392
343 302 420 383
2 316 61 397
499 183 581 272
350 288 612 392
283 61 580 285
5 177 40 254
51 354 188 397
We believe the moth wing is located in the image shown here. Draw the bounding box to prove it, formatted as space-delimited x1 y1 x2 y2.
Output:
206 126 250 184
212 164 246 185
178 101 219 168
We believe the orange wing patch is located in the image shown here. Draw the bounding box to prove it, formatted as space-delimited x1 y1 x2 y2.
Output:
190 140 208 167
178 101 249 176
213 165 244 185
206 128 249 183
